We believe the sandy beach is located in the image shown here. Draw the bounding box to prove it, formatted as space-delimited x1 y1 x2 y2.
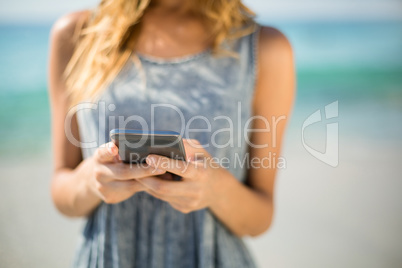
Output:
1 127 401 267
1 19 401 268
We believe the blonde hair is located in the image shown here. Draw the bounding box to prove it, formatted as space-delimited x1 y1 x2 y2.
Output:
65 0 256 107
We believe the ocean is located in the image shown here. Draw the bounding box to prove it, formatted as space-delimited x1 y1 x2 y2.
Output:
0 21 401 155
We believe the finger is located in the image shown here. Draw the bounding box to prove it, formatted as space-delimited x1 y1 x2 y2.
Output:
138 176 189 196
144 188 191 213
99 162 167 181
182 139 210 162
95 142 119 163
183 138 201 147
156 172 173 180
108 179 145 191
144 187 177 204
146 154 199 179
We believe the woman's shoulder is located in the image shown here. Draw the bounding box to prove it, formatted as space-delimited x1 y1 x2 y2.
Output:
257 25 292 58
48 11 91 95
254 25 293 79
50 10 90 47
252 25 295 101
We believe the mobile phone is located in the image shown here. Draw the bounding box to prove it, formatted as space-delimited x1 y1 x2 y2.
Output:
109 129 187 180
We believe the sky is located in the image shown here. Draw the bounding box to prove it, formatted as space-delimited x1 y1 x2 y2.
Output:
0 0 401 23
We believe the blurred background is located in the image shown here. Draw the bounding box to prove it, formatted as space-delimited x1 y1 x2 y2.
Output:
0 0 401 267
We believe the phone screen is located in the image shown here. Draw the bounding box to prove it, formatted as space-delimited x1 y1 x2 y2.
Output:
110 129 187 164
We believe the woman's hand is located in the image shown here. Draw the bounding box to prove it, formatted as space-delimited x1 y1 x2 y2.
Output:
88 142 167 204
137 139 230 213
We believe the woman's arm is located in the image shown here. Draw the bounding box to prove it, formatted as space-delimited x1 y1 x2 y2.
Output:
48 11 101 217
137 26 295 237
210 27 295 236
48 12 166 217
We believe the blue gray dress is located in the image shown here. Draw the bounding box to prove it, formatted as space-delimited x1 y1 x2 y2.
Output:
74 25 260 268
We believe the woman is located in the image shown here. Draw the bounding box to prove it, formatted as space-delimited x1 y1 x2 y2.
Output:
48 0 294 267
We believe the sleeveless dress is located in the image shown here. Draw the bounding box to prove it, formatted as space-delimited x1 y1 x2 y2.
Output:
74 25 261 268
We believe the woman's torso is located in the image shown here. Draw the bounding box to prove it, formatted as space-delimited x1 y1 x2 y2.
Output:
74 23 260 268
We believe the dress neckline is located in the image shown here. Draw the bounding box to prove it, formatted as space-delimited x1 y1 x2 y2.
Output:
135 48 212 65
